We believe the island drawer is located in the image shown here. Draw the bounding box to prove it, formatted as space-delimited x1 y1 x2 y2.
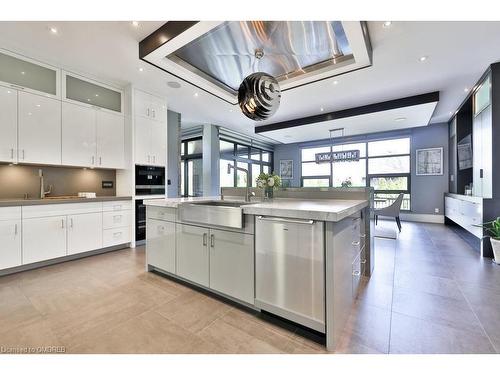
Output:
147 206 177 222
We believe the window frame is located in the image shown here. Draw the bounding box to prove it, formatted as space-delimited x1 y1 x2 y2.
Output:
299 136 412 211
180 136 203 197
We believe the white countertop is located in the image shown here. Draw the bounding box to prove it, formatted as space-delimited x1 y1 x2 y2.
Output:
144 197 368 222
445 193 483 204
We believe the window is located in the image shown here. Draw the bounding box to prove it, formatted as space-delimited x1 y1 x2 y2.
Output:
219 138 273 188
300 137 411 210
180 137 203 197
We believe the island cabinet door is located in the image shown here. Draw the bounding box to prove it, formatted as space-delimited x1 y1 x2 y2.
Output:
209 229 254 305
147 218 176 274
176 223 209 287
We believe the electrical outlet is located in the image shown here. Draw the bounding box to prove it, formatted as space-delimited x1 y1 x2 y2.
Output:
435 208 440 213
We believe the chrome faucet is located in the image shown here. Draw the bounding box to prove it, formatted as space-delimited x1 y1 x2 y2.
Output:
38 169 52 199
227 163 255 202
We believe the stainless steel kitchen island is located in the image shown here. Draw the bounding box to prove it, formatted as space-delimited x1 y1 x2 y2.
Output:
143 187 373 352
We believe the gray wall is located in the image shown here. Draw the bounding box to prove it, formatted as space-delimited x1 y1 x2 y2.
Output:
0 164 116 199
167 110 181 197
273 123 449 215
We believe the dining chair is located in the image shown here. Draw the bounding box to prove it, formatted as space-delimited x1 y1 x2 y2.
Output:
374 193 405 232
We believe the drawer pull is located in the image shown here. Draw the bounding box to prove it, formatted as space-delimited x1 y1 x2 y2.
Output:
352 270 361 276
113 215 122 221
14 223 18 236
203 233 207 246
210 234 215 248
352 241 360 246
113 205 122 210
113 232 122 237
361 259 367 264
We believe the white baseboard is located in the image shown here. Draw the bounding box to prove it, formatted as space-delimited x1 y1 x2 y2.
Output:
399 213 444 224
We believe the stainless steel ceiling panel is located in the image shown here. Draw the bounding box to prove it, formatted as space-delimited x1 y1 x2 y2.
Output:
169 21 352 91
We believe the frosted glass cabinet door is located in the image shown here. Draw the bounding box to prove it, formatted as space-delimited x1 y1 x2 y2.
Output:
62 102 97 167
0 87 18 163
0 50 59 97
96 110 125 169
65 74 121 113
18 91 62 165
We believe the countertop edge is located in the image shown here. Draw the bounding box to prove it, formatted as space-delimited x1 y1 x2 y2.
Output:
0 196 133 207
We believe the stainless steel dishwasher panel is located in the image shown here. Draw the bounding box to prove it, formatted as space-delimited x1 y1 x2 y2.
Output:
255 216 325 332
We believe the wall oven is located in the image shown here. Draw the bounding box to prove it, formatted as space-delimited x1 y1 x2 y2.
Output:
135 165 165 196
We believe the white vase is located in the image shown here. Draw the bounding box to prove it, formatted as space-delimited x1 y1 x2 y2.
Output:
491 238 500 265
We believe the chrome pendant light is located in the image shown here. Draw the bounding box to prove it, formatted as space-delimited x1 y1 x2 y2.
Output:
238 72 281 121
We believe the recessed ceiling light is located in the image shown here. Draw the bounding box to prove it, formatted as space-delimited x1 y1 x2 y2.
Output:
138 67 144 72
20 71 25 75
131 21 139 27
194 92 199 97
167 81 181 89
49 26 58 34
333 80 339 85
449 111 453 115
419 55 428 62
95 94 99 97
36 104 41 107
320 107 324 112
464 87 469 93
382 21 392 28
394 117 406 122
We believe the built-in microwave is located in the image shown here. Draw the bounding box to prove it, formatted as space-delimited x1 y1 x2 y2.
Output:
135 165 165 196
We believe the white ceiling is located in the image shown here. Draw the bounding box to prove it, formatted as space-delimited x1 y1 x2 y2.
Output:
261 101 438 143
0 21 499 143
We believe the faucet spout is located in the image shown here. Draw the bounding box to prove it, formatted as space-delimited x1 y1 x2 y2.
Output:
227 163 253 202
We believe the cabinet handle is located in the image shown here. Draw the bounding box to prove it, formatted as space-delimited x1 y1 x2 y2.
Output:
22 150 25 160
152 109 156 118
113 231 122 237
361 259 367 264
352 240 360 246
70 218 74 228
92 156 95 165
147 108 150 117
210 234 215 247
352 270 361 276
113 215 122 220
61 219 65 229
14 223 18 236
99 156 102 165
147 155 150 163
203 233 207 246
10 148 14 160
152 155 156 163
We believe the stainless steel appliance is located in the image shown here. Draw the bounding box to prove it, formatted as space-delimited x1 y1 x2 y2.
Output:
255 215 325 333
135 199 146 242
135 165 165 196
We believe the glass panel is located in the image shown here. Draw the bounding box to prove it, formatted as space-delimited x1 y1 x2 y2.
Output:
368 138 410 157
331 159 366 187
237 162 248 187
301 161 330 177
187 159 203 196
181 142 185 156
301 146 330 162
263 165 270 174
219 140 234 156
0 51 57 95
368 156 410 174
236 144 249 159
374 193 411 211
332 142 366 158
262 152 270 162
66 75 121 112
252 164 261 187
250 148 261 161
474 75 491 116
370 176 408 191
180 161 185 196
303 178 330 187
220 159 234 187
187 139 202 154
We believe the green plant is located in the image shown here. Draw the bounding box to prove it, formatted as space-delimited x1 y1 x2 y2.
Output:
341 177 352 188
256 172 281 190
474 217 500 240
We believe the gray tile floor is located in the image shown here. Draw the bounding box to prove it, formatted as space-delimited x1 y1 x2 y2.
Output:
1 220 499 354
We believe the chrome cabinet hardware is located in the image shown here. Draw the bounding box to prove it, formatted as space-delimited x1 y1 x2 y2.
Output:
210 234 215 247
352 270 361 276
256 216 314 225
152 109 156 118
99 156 102 165
361 259 367 264
91 156 95 165
70 218 74 228
352 240 360 246
147 108 150 117
61 219 65 229
10 148 14 159
203 233 208 246
14 223 18 235
147 155 151 163
113 231 122 237
22 150 25 160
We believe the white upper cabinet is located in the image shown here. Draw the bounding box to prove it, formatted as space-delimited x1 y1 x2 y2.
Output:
134 89 167 166
0 87 18 163
0 49 60 98
64 72 122 113
96 110 125 169
18 91 62 165
62 102 97 167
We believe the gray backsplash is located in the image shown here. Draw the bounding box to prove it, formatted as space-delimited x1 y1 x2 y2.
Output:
0 164 116 199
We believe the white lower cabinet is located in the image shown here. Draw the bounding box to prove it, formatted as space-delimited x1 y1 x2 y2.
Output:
147 219 176 274
22 216 67 265
176 224 210 287
0 218 22 270
67 212 103 255
209 229 254 305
